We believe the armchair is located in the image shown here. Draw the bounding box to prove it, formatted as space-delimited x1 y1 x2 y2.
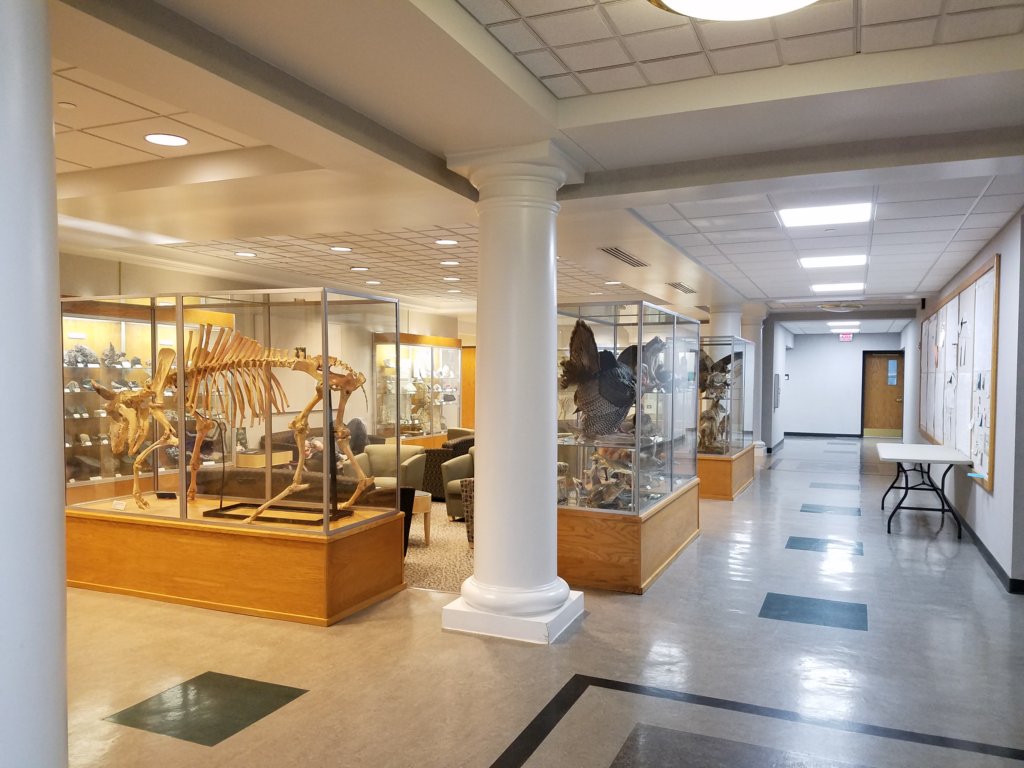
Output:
342 444 426 491
441 447 474 521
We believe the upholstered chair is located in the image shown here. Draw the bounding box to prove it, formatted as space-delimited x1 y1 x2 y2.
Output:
441 447 474 521
342 443 426 491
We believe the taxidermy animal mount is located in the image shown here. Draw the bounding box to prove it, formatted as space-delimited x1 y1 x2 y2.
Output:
559 319 636 438
698 348 742 454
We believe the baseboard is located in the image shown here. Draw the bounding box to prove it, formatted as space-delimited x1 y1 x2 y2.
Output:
784 432 861 438
766 437 784 454
960 516 1024 595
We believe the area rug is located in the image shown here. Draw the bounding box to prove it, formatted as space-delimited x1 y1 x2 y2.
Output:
403 501 474 593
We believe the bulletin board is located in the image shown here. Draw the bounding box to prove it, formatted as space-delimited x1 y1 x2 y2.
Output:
919 255 999 492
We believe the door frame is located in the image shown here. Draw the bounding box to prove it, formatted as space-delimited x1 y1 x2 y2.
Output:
860 350 906 437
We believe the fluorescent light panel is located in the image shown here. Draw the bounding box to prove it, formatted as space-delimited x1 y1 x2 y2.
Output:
651 0 817 21
799 254 867 269
780 203 872 228
812 282 864 293
827 321 860 326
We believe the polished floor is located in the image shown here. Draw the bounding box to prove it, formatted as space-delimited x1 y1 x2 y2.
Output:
67 437 1024 767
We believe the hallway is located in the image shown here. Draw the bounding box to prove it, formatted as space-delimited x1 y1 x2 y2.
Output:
67 437 1024 767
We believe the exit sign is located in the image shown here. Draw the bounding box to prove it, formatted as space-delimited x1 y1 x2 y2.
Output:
838 332 854 342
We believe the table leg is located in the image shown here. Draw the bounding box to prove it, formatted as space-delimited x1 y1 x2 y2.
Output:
933 463 962 540
887 461 912 534
881 462 904 509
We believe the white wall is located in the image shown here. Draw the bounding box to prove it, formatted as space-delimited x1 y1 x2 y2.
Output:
900 320 922 443
938 214 1022 582
781 332 901 435
767 323 793 449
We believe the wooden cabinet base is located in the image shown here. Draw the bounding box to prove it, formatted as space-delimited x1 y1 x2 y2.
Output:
557 477 700 594
697 444 755 500
66 510 406 626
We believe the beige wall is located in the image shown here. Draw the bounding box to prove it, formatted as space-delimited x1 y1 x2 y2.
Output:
60 253 266 296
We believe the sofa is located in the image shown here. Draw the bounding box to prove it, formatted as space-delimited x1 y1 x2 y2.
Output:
441 446 474 521
341 443 426 491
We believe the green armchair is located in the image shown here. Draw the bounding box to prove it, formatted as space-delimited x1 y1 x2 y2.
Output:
441 447 474 521
342 444 426 491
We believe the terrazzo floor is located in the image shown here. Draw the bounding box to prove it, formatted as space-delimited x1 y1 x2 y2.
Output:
67 437 1024 767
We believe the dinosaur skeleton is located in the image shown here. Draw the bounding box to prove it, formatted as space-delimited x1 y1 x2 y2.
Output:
93 324 374 523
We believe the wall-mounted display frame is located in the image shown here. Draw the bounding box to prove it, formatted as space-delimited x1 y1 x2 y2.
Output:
919 255 999 492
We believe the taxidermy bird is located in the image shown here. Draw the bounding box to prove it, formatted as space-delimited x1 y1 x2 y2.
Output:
699 349 742 392
617 335 667 390
559 319 636 437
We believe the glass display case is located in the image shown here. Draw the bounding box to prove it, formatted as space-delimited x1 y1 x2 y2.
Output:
698 335 754 455
556 301 700 516
62 288 401 534
373 333 461 439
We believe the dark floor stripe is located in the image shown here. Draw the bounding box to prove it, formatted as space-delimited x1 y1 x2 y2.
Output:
759 592 867 631
491 675 1024 767
810 482 861 491
801 502 861 516
786 536 864 556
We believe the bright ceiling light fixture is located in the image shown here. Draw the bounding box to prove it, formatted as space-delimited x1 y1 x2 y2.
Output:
144 133 189 147
780 203 872 228
647 0 817 21
442 276 461 282
330 246 352 252
829 328 860 334
812 282 864 293
350 266 369 272
234 251 256 258
440 260 460 266
800 254 867 269
827 320 860 326
435 239 458 246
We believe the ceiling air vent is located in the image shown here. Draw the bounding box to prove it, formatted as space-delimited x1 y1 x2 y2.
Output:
818 302 864 313
667 281 696 294
600 246 648 268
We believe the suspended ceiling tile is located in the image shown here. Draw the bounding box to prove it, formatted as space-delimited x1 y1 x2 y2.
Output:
557 38 632 70
717 240 794 254
875 198 977 218
774 0 855 36
673 195 773 218
576 64 647 93
861 18 939 52
518 50 568 77
963 211 1017 228
456 0 519 24
508 0 591 14
688 212 781 232
51 76 156 129
527 6 612 47
708 42 781 74
489 19 545 52
682 245 723 258
779 29 857 64
952 227 1001 240
169 113 262 148
706 228 788 244
869 244 944 256
861 0 942 24
57 67 181 115
632 203 679 221
652 219 698 235
623 25 701 59
639 53 713 83
669 233 711 247
988 175 1024 195
947 0 1024 9
541 73 588 97
941 7 1024 42
791 235 869 250
872 231 953 245
724 250 798 263
53 121 74 133
55 158 89 173
871 215 966 233
786 222 871 238
876 176 992 201
769 186 873 209
697 18 775 49
972 194 1024 213
84 116 242 157
602 0 690 34
54 131 160 168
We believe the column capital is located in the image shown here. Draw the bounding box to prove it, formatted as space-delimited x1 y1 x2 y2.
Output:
447 140 585 187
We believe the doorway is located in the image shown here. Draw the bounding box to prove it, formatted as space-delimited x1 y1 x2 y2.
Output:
862 351 904 438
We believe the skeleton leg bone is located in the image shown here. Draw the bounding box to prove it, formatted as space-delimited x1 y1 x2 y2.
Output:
130 409 178 509
185 411 218 502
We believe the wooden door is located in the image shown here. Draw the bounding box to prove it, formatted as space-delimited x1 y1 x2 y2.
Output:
460 347 476 429
862 352 904 437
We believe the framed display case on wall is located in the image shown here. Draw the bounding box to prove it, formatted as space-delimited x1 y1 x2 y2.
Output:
696 335 756 500
373 332 462 447
62 288 406 626
555 301 701 594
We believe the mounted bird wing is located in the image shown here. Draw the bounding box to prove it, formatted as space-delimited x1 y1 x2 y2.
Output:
560 319 600 388
597 350 636 407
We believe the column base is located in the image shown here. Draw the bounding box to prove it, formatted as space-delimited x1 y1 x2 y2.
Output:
441 591 584 644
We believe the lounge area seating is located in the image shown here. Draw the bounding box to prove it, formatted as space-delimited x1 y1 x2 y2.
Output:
342 443 426 491
441 446 474 521
422 430 476 500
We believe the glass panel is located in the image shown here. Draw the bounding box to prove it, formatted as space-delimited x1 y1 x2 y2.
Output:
699 335 753 455
887 358 898 386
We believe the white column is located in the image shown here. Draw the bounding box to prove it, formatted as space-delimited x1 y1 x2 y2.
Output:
708 308 743 338
442 144 584 643
0 2 68 766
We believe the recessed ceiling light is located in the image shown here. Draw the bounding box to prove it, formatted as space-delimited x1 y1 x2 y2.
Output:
144 133 189 147
350 266 369 272
648 0 817 21
447 289 462 294
330 246 352 252
234 251 256 258
57 101 77 110
830 328 861 334
435 239 458 246
589 291 604 296
442 277 460 282
812 282 865 293
800 255 867 269
827 320 861 326
440 260 460 266
779 203 872 228
366 280 382 286
605 281 622 286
